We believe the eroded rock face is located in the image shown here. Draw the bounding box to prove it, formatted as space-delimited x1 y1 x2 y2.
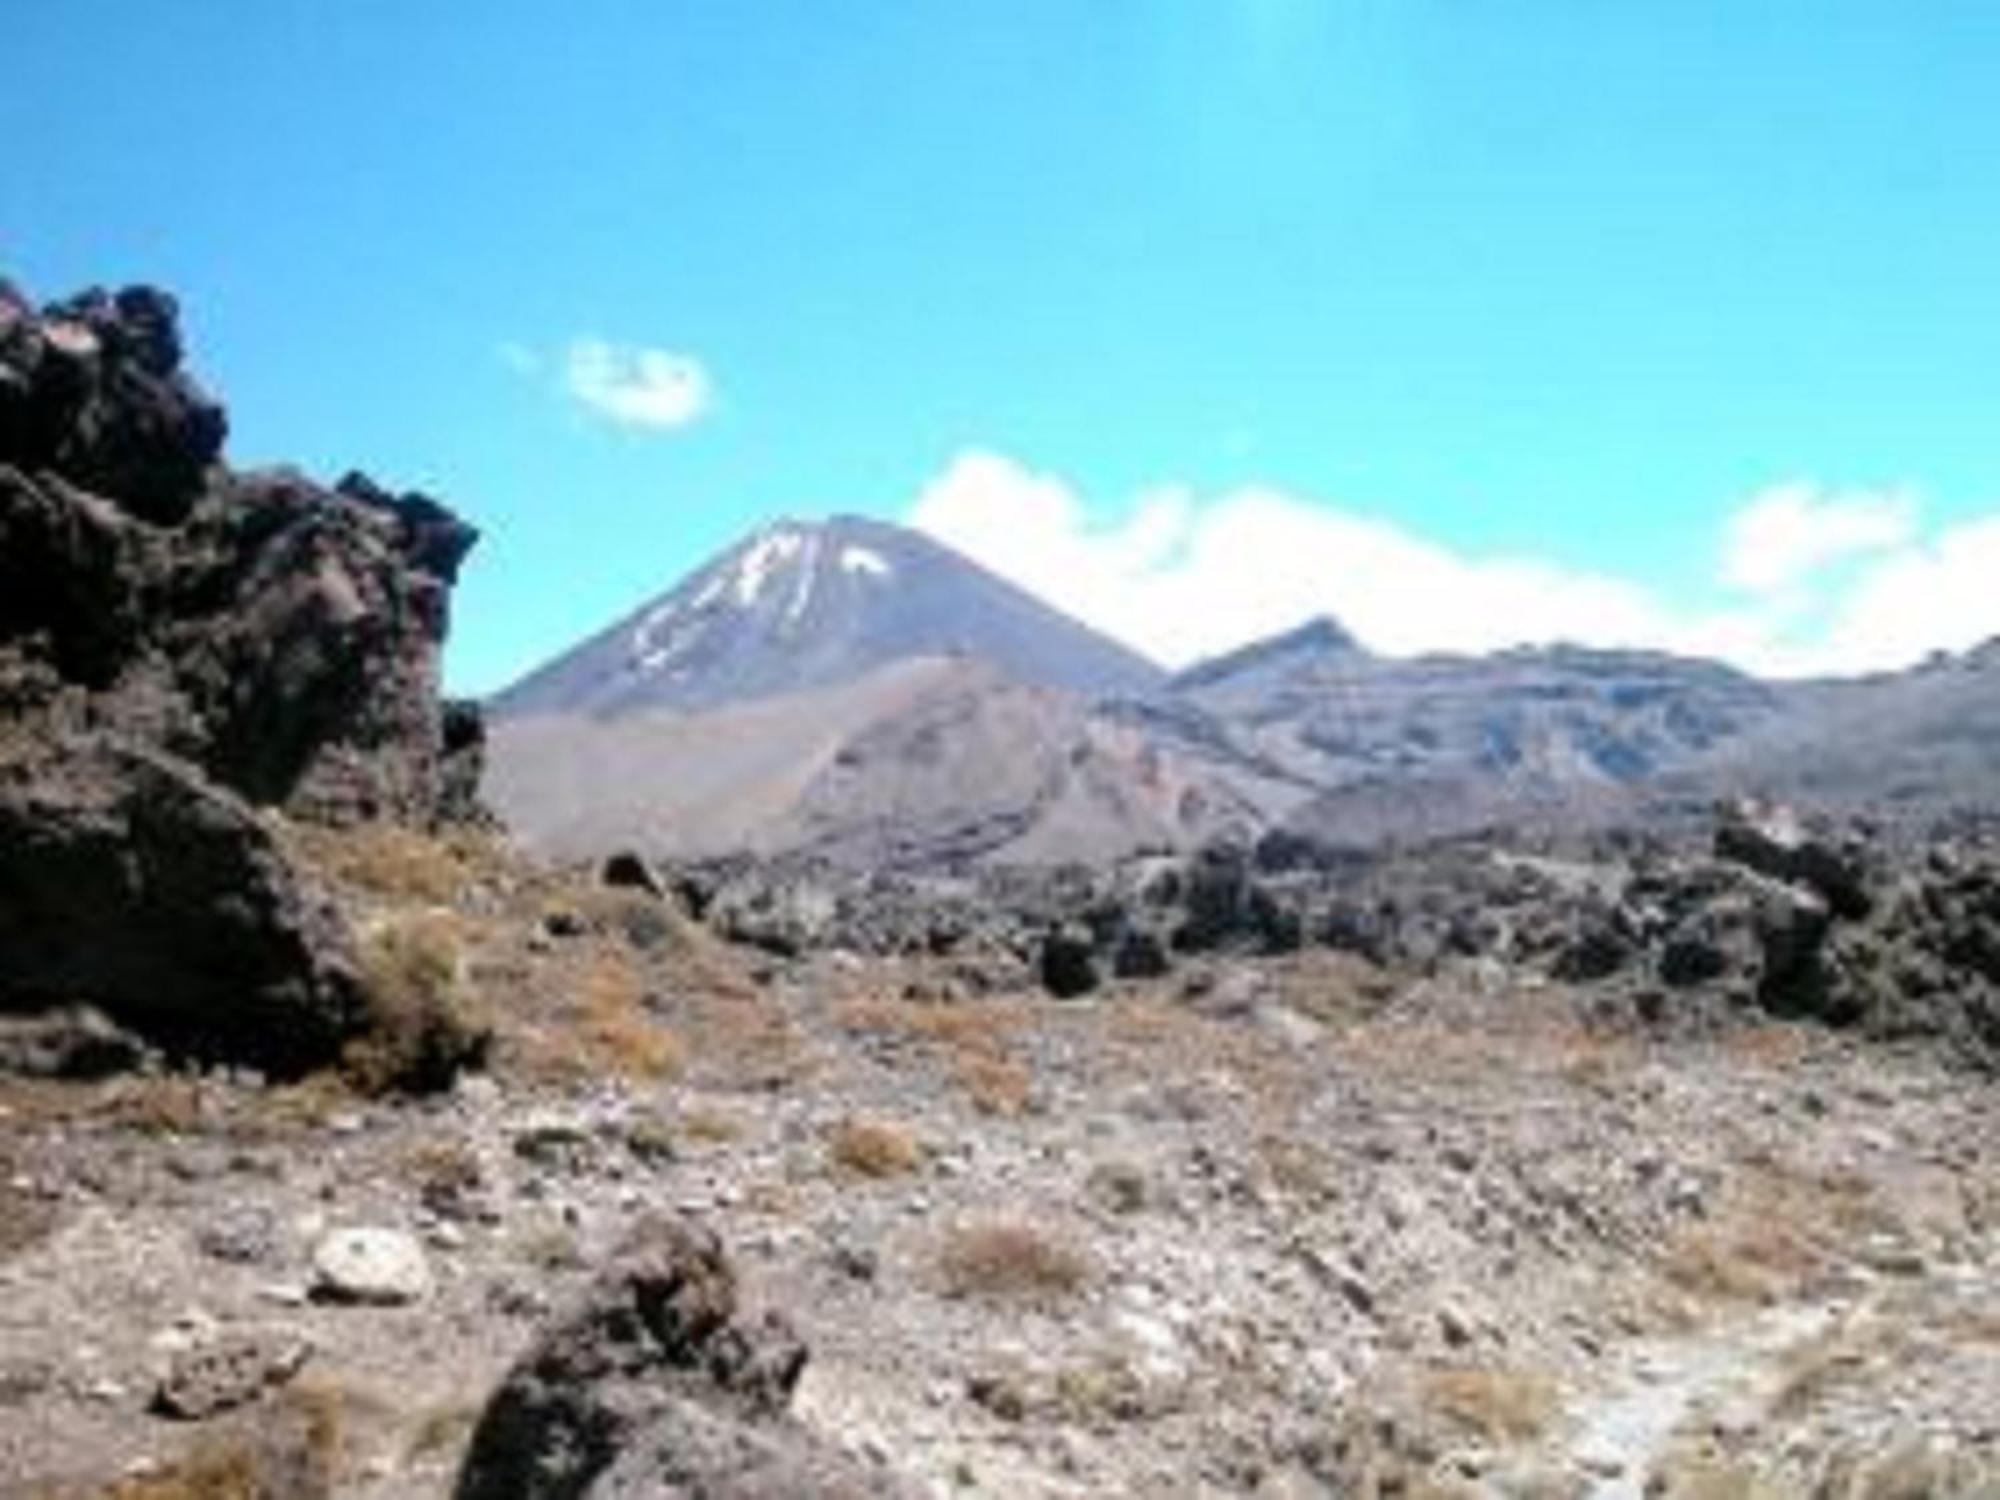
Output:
457 1215 904 1500
0 277 483 1076
0 734 365 1075
0 281 478 824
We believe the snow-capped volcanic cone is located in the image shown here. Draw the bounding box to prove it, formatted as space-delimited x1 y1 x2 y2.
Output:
490 515 1163 717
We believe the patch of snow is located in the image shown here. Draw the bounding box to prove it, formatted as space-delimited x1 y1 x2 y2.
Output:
840 545 891 579
784 532 822 626
629 600 680 657
690 571 729 610
735 529 803 605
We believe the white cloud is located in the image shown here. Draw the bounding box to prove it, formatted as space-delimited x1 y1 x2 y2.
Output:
1818 514 2000 673
562 338 712 430
907 449 2000 680
1720 481 1914 592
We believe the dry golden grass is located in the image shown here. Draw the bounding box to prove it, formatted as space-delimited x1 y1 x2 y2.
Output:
402 1400 483 1465
1725 1021 1815 1068
1659 1162 1866 1306
826 1116 922 1178
398 1135 483 1215
105 1379 345 1499
955 1051 1032 1115
1647 1454 1793 1500
835 992 1034 1113
676 1103 743 1144
1421 1364 1558 1443
509 951 685 1085
286 821 498 906
92 1075 212 1137
939 1219 1091 1301
579 956 685 1080
0 1146 57 1262
345 911 492 1094
673 992 805 1090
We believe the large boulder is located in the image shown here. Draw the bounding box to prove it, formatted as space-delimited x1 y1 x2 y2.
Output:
0 733 365 1074
1715 798 1873 920
456 1215 905 1499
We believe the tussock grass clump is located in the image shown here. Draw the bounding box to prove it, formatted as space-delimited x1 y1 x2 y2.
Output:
835 993 1033 1114
345 912 491 1094
0 1147 57 1263
1422 1364 1558 1443
509 952 686 1085
939 1219 1091 1301
106 1379 346 1499
578 955 685 1080
826 1116 922 1178
287 821 494 906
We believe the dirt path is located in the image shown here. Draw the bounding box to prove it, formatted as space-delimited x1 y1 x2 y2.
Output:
1560 1298 1837 1497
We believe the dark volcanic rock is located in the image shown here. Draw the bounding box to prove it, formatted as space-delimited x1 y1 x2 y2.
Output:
1715 798 1873 920
1039 921 1101 998
456 1215 903 1500
0 278 482 1077
0 285 479 825
0 734 365 1076
0 283 225 525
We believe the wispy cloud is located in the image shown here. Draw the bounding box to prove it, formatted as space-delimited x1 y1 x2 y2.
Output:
1720 481 1914 593
562 338 713 430
908 450 2000 679
499 335 714 431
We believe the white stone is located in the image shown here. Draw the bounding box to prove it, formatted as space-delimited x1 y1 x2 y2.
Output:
311 1227 432 1305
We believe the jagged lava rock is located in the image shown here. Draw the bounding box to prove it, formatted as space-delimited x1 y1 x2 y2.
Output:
0 277 483 1076
456 1214 906 1499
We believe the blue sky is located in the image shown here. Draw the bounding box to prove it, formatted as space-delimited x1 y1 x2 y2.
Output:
7 3 2000 689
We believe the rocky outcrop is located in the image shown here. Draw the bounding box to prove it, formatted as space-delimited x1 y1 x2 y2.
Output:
0 735 365 1074
456 1215 905 1499
0 277 483 1077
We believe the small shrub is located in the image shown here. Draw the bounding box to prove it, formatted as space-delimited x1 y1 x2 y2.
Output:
0 1151 56 1262
955 1051 1031 1116
940 1219 1090 1301
403 1399 483 1465
579 955 684 1080
1423 1364 1557 1443
400 1136 483 1218
677 1104 741 1143
826 1117 922 1178
106 1379 345 1498
346 912 491 1094
290 822 477 905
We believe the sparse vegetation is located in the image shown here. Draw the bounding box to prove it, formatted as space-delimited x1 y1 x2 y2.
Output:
345 911 492 1094
399 1135 484 1217
1422 1364 1558 1443
826 1116 922 1178
105 1379 346 1499
286 820 495 906
939 1219 1091 1301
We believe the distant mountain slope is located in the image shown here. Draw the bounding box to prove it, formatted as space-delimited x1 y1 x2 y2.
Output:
489 515 1163 717
487 657 1273 866
485 508 2000 865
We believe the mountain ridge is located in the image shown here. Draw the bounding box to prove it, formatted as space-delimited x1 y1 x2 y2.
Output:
485 513 2000 865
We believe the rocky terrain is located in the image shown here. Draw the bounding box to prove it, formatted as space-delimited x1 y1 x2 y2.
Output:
5 276 2000 1498
5 809 2000 1497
